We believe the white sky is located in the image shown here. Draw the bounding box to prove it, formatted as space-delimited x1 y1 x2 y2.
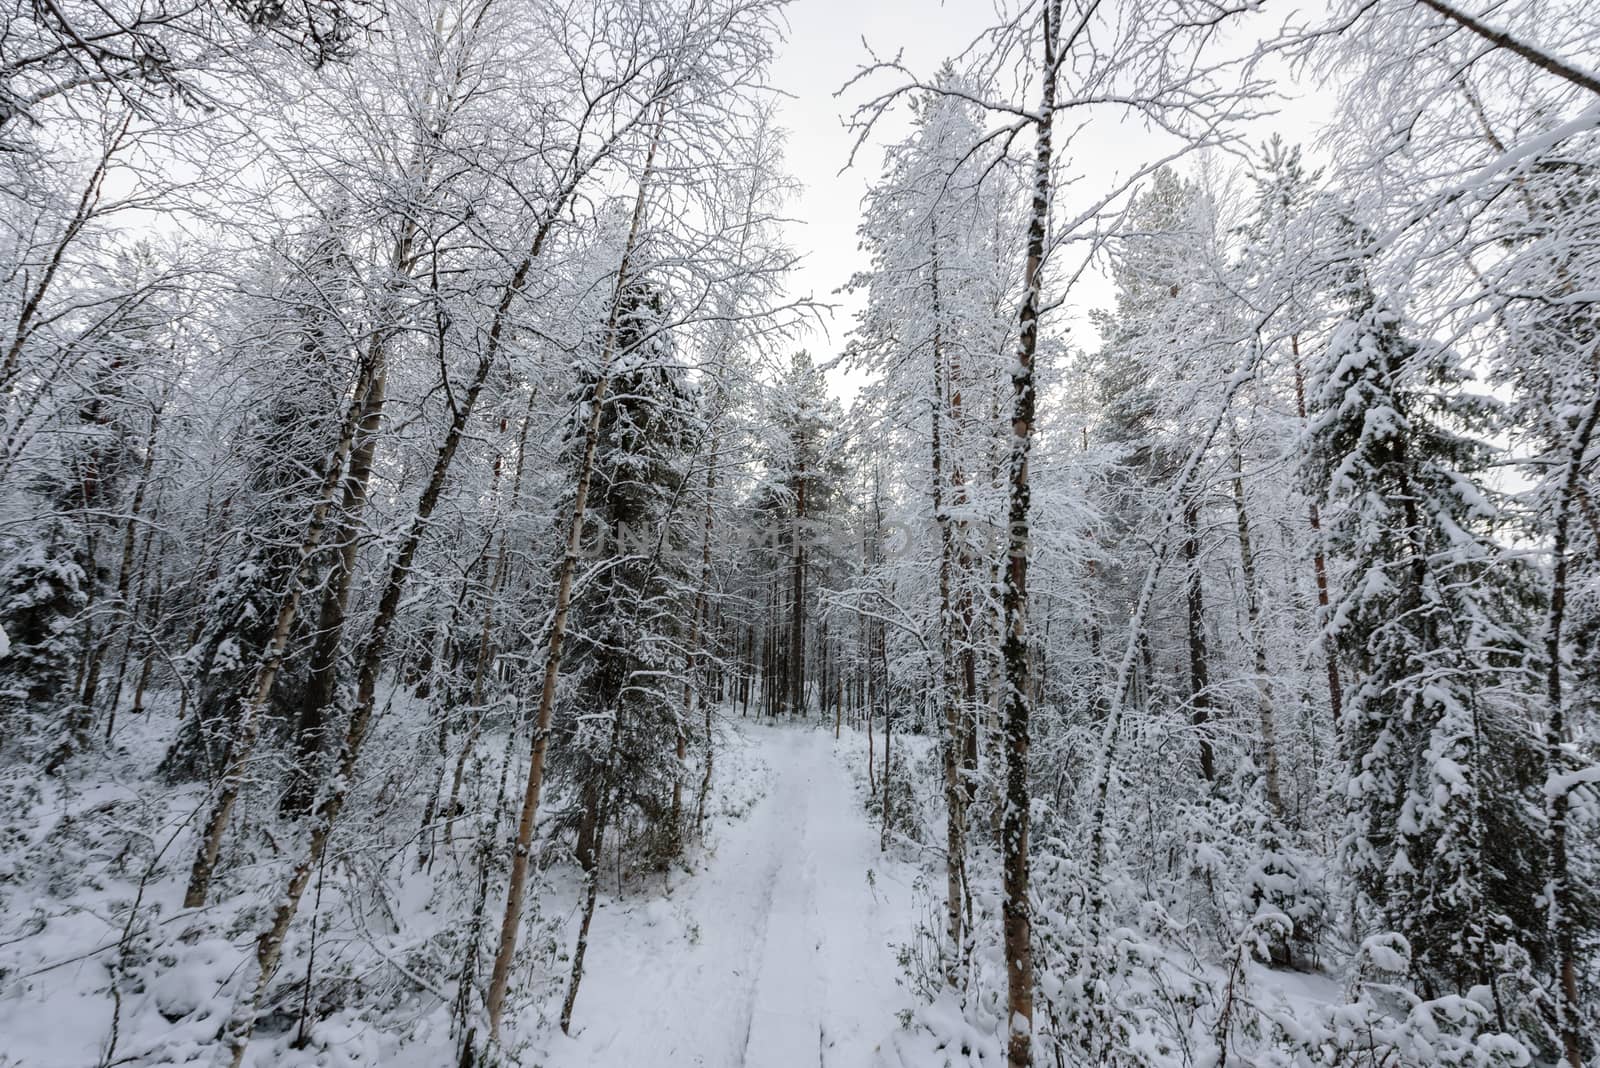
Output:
767 0 1000 391
764 0 1333 400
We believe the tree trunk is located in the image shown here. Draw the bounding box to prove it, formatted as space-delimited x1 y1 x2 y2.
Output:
688 431 720 841
1292 339 1343 725
561 710 623 1034
789 477 806 717
1541 367 1600 1068
182 348 380 908
835 671 843 738
1229 437 1282 819
450 721 515 1067
741 626 752 717
283 355 389 816
1000 5 1061 1058
871 465 893 853
879 618 892 854
98 406 161 744
1182 499 1216 783
929 228 966 964
866 652 876 794
483 120 664 1044
949 342 979 808
444 401 536 836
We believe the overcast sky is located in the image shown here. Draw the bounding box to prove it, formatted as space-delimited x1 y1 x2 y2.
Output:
767 0 999 390
762 1 1332 399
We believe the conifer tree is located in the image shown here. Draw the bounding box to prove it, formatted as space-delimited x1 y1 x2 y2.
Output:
1306 266 1561 1035
160 224 352 780
754 351 844 717
553 278 698 870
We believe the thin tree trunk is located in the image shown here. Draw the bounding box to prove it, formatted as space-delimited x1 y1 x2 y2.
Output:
182 349 380 908
879 616 892 853
451 720 515 1068
835 671 843 738
688 436 719 840
999 5 1061 1058
220 223 540 1068
445 400 536 836
929 227 966 964
736 626 748 716
98 406 161 744
983 378 1007 847
418 551 495 869
1541 363 1600 1068
949 348 980 807
1182 499 1216 783
483 119 665 1044
866 652 876 793
1292 338 1343 724
1229 437 1282 819
789 477 807 717
283 354 389 815
872 465 893 852
560 706 624 1034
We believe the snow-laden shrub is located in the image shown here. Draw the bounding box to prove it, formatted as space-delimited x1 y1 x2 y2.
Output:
1273 935 1532 1068
864 751 926 847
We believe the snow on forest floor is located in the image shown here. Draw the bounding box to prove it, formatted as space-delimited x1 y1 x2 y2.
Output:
0 710 920 1068
0 701 1357 1068
541 717 920 1068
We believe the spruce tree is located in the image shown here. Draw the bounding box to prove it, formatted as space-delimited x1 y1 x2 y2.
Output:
553 278 698 871
1306 270 1558 1038
0 531 87 741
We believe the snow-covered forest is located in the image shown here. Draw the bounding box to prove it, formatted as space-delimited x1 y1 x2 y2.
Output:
2 0 1598 1065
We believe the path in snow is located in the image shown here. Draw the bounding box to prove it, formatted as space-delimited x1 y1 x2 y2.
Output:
549 719 916 1068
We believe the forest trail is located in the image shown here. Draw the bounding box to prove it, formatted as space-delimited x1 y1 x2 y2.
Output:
550 720 915 1068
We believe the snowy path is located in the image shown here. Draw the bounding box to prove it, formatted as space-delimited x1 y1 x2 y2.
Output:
549 720 914 1068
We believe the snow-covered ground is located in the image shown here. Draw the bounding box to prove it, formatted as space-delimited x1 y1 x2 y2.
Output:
545 719 919 1068
0 712 921 1067
0 707 1362 1068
